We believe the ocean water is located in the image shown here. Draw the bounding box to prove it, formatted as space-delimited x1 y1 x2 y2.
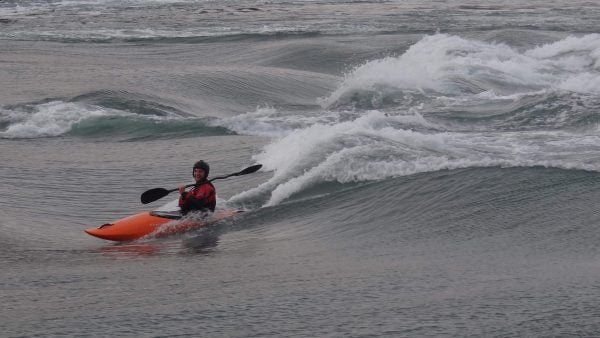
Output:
2 0 600 336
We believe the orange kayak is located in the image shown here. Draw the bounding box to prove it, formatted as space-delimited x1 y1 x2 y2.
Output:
85 209 239 242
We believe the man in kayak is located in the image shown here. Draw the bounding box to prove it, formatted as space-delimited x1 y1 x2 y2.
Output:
178 160 216 214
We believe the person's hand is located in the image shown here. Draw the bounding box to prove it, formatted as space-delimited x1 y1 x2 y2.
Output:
179 186 186 195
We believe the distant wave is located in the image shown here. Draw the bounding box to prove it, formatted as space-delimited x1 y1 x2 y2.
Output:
0 100 234 140
1 28 323 44
123 31 323 44
322 33 600 109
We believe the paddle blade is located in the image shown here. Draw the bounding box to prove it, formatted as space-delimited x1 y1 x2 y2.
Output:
210 164 263 181
140 188 170 204
238 164 262 175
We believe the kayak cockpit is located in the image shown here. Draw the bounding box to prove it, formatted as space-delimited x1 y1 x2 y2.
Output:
149 210 182 219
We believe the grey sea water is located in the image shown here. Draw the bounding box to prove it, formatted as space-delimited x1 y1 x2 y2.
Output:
2 1 600 336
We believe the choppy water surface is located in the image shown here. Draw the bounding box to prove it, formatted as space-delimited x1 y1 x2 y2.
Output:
2 0 600 336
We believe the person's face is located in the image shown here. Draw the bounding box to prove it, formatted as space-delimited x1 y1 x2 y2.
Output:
193 168 206 181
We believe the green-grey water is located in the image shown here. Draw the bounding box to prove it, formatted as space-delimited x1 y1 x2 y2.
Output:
2 1 600 336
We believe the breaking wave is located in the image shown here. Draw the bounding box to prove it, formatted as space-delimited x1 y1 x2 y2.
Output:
226 34 600 207
0 100 233 140
321 33 600 109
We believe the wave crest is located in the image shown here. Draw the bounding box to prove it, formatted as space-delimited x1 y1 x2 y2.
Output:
229 109 600 207
322 33 600 109
0 100 233 140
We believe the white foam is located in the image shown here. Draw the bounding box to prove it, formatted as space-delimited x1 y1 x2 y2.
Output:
229 109 600 207
215 105 440 140
228 110 444 205
558 73 600 93
0 100 187 139
0 102 113 138
214 107 358 138
212 107 299 138
321 33 600 108
0 101 139 138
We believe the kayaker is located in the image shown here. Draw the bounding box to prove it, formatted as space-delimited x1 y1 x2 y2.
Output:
178 160 216 214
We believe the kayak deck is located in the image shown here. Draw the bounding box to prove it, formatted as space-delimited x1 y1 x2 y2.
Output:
85 209 239 242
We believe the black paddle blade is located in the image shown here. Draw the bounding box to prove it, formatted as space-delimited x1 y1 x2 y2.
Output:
238 164 262 175
141 187 170 204
210 164 263 181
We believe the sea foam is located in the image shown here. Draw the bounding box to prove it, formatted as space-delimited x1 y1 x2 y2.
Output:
0 101 123 139
321 33 600 108
229 108 600 207
0 100 185 139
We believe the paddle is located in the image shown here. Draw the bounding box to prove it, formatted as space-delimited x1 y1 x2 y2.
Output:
140 164 262 204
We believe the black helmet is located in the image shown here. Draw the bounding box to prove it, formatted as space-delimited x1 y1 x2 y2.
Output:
193 160 210 178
